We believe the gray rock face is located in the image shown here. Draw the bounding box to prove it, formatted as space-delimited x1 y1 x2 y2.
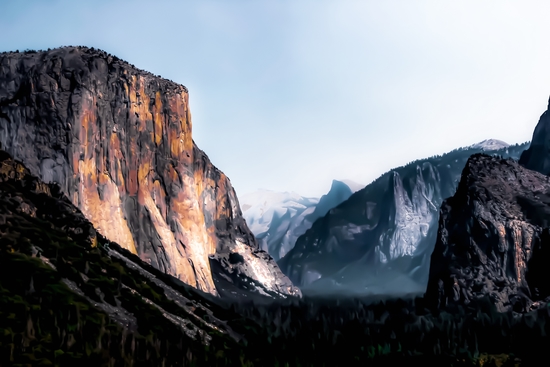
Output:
0 47 300 299
278 143 527 296
520 98 550 175
426 154 550 312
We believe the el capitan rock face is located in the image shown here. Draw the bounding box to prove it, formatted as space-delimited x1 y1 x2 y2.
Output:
0 47 299 298
426 154 550 312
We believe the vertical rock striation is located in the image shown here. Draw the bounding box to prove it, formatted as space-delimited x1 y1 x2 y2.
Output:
0 47 299 297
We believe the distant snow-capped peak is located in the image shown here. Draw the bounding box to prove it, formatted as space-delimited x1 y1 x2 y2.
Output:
469 139 509 151
239 190 318 230
239 189 320 258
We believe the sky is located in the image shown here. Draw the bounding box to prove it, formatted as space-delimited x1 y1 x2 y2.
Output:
1 0 550 197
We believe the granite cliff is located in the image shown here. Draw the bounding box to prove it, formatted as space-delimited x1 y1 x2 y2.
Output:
0 47 299 298
427 102 550 312
426 154 550 312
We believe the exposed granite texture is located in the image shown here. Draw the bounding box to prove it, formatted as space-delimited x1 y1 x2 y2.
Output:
0 47 299 297
426 154 550 312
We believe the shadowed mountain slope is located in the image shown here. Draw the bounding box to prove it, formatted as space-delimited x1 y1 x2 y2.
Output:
0 149 256 365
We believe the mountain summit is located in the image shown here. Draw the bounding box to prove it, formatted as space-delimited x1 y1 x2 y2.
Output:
468 139 509 151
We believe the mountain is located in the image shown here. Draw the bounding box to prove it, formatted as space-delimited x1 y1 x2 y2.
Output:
241 180 362 261
4 147 550 366
0 149 253 365
278 141 528 296
425 153 550 312
426 100 550 313
0 47 299 298
468 139 509 151
240 190 319 260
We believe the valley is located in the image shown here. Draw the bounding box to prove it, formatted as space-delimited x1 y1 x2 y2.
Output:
1 46 550 366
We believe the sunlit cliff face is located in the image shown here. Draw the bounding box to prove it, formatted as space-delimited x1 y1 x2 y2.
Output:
0 47 297 297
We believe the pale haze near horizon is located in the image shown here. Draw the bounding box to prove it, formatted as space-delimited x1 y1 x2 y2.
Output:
0 1 548 197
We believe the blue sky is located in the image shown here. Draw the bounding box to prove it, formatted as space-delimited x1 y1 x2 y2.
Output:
1 1 550 197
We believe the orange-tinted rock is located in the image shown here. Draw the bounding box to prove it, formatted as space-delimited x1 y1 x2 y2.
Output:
0 47 300 298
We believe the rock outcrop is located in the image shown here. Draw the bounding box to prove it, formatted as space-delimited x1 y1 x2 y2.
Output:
426 154 550 312
520 98 550 175
0 47 299 298
279 143 527 296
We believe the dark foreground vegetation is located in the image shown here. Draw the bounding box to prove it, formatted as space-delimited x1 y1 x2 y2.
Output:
0 150 546 366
